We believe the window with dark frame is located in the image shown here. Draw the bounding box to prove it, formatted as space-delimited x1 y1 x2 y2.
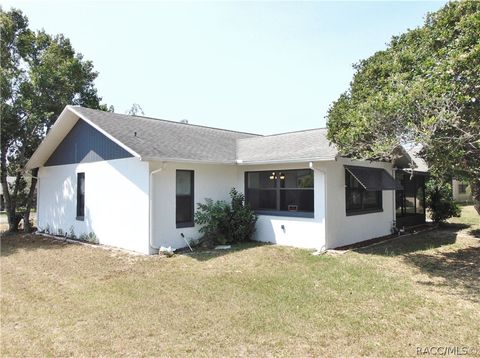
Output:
345 170 382 215
458 182 468 194
76 172 85 220
245 169 314 217
176 170 194 228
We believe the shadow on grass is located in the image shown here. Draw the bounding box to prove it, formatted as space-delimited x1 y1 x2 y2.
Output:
357 229 458 257
469 228 480 239
0 233 68 257
177 241 268 262
404 245 480 303
357 223 480 303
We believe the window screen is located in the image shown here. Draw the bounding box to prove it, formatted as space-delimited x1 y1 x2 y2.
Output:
245 169 314 216
345 170 382 215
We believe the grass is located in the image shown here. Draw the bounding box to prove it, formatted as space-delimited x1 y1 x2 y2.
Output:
1 207 479 357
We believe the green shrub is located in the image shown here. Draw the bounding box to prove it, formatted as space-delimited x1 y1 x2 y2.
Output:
78 232 99 244
426 177 461 223
194 198 231 245
195 188 257 247
69 226 76 240
86 232 98 244
227 188 257 243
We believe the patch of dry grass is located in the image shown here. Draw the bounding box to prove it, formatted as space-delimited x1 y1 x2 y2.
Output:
0 213 9 232
1 207 479 357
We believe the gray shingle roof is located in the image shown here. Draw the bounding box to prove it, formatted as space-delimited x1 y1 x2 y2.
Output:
73 107 339 164
236 128 338 163
28 106 428 169
73 107 259 163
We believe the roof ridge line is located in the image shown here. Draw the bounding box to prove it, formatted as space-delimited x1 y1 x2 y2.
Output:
265 127 328 136
237 127 328 141
73 106 261 137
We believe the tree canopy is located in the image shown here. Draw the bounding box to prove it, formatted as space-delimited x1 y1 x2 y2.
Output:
0 8 109 231
327 1 480 213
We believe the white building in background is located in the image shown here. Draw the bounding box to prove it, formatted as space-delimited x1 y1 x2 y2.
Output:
452 179 473 203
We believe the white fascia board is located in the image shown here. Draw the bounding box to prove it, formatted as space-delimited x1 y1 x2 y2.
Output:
67 106 141 159
142 157 237 165
236 157 336 165
143 157 337 166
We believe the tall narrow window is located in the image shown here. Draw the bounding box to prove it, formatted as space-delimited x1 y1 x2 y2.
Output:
76 172 85 220
176 170 194 228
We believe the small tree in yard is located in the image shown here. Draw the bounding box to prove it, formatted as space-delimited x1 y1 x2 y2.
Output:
195 188 257 247
425 177 460 223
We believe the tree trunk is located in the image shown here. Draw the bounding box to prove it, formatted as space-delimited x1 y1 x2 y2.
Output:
23 168 38 233
10 172 22 231
0 147 10 213
471 177 480 215
0 147 20 232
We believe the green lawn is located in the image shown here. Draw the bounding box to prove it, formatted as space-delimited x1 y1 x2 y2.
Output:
1 207 479 357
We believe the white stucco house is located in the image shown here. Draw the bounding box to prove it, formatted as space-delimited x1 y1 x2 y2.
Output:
27 106 427 254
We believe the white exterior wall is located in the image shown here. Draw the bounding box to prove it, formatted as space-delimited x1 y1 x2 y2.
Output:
151 159 393 252
37 157 150 254
150 162 238 251
37 157 396 254
320 158 396 249
236 163 326 250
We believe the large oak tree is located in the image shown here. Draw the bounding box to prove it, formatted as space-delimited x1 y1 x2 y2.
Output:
327 1 480 214
1 8 109 231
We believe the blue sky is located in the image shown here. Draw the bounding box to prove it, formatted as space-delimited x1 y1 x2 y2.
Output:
5 1 446 134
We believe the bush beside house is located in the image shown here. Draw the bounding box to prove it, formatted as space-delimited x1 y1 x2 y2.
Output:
426 177 461 223
195 188 257 247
